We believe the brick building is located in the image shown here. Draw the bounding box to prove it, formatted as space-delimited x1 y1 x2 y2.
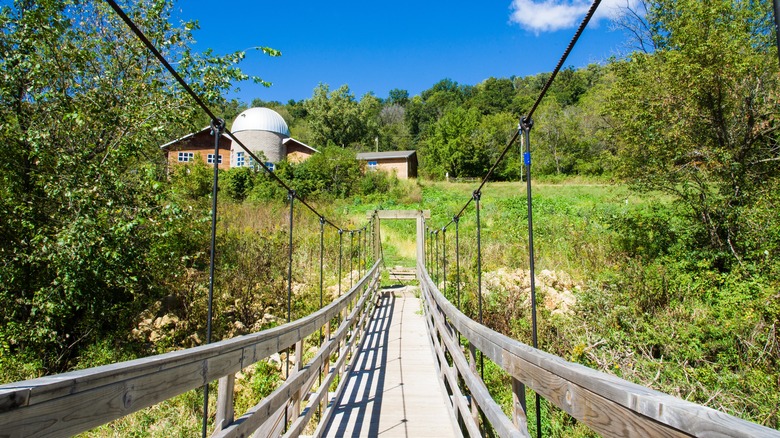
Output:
160 107 317 170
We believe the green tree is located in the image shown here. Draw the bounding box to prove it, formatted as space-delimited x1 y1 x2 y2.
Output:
608 0 779 260
534 99 583 175
467 77 517 115
303 83 364 148
357 92 382 150
0 0 264 371
289 146 363 198
473 112 521 180
387 88 409 106
378 104 413 151
421 107 489 178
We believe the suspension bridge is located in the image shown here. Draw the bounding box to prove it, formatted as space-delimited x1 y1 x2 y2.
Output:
3 1 780 436
1 210 779 438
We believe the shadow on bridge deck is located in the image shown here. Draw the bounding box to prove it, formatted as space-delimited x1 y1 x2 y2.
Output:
322 287 458 437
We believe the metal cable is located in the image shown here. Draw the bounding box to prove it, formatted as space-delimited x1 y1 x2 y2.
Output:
526 0 602 120
444 0 602 229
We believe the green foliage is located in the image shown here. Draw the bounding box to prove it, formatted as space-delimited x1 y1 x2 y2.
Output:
222 166 256 201
608 0 779 260
421 106 489 179
467 77 517 115
289 146 363 198
169 158 214 200
304 84 379 147
251 360 282 398
0 0 262 373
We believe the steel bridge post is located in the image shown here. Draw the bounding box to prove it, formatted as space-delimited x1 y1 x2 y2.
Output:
521 116 542 438
203 118 224 438
284 189 295 432
454 216 460 310
474 190 484 380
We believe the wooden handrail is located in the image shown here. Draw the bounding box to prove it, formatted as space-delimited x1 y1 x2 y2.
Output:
418 266 780 437
0 260 382 438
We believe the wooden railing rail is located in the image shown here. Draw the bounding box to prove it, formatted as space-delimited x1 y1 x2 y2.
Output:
214 263 381 437
418 264 780 438
0 260 382 438
418 264 528 438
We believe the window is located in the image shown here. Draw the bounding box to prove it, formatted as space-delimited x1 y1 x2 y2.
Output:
265 162 275 172
235 151 245 167
207 154 222 164
367 160 378 170
178 152 194 162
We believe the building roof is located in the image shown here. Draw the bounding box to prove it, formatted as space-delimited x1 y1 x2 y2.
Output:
231 107 290 137
282 137 319 154
159 126 231 150
356 150 417 161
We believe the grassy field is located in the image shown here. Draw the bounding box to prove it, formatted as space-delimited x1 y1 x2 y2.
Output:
338 178 779 435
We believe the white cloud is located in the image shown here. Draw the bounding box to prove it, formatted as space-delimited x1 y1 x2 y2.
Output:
509 0 640 33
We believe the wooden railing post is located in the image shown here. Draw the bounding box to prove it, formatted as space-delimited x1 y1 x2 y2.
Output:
293 339 304 419
512 377 529 434
213 374 235 435
468 343 480 429
321 320 331 415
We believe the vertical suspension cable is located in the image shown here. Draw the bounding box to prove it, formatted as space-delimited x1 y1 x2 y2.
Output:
474 190 484 380
442 228 447 295
370 218 375 264
349 231 354 289
357 230 361 279
202 118 224 438
338 230 343 296
454 216 461 310
430 230 434 275
522 117 542 438
435 230 440 286
428 228 432 270
364 227 367 270
364 226 368 271
319 217 325 326
424 226 428 269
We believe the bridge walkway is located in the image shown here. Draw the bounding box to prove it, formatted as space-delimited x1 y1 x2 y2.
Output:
322 286 458 437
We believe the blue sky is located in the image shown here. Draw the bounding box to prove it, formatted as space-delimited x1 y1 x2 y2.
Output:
174 0 637 104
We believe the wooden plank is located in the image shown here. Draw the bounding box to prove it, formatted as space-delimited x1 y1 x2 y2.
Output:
512 378 528 434
0 264 380 414
501 352 689 438
322 289 458 438
0 349 242 437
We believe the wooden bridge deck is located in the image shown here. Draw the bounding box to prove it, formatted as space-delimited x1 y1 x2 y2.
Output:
322 287 458 437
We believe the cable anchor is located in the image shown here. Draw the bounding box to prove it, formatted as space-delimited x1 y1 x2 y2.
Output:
210 118 225 134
